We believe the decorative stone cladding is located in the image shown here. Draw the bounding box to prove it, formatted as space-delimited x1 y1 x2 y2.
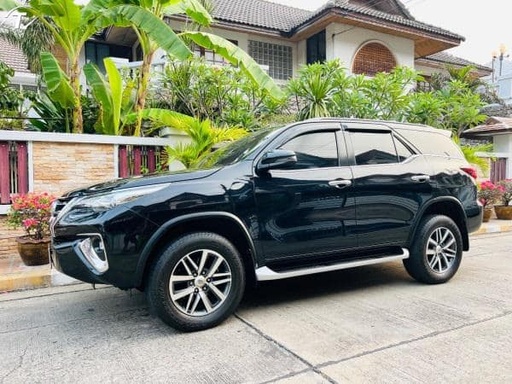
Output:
0 217 23 260
32 142 115 196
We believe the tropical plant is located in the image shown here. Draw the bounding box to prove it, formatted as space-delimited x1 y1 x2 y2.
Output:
27 90 71 132
7 192 55 240
287 60 345 120
405 91 444 127
100 0 283 136
138 108 246 168
0 61 23 111
0 61 26 129
0 18 54 72
8 0 117 133
84 57 136 135
152 57 285 129
359 67 418 121
287 62 418 121
430 65 484 92
456 139 493 173
435 80 486 137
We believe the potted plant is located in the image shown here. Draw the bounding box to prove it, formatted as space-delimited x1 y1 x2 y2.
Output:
494 179 512 220
6 192 55 266
477 181 502 222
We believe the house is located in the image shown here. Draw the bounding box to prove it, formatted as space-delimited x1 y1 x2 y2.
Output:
83 0 490 83
0 12 37 90
462 117 512 182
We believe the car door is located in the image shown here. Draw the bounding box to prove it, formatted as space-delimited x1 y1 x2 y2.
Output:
344 123 433 248
253 122 357 262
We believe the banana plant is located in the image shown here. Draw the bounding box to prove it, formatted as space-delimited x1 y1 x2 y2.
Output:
14 0 111 133
99 0 284 136
84 57 136 135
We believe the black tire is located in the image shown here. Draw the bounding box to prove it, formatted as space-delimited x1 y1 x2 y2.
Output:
403 215 463 284
147 232 245 332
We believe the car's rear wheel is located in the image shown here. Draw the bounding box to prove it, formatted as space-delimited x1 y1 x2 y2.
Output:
147 232 245 332
404 215 463 284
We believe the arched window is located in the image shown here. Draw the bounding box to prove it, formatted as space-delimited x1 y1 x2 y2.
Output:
352 42 397 76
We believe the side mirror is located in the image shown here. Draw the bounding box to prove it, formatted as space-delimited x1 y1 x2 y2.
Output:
257 149 297 173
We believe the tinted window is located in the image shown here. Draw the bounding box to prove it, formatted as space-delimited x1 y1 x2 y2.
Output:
281 131 338 169
350 131 400 165
395 137 414 162
396 129 463 158
199 128 275 168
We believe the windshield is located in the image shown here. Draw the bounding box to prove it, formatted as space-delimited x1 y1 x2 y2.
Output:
199 128 275 168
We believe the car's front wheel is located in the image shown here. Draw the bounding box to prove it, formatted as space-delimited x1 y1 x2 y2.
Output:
404 215 463 284
147 232 245 332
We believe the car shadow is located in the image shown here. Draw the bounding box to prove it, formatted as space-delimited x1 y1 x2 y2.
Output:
240 261 415 309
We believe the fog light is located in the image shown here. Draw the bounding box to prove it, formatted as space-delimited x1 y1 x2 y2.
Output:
78 235 109 274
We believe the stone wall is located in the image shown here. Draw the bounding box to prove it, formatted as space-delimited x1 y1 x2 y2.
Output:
0 217 23 260
32 142 116 196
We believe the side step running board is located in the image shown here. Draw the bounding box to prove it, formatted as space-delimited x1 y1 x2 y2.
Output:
255 249 409 281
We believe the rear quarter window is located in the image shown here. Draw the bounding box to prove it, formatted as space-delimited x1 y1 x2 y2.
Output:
396 128 464 159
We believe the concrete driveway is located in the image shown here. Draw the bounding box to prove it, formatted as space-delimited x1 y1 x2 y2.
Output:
1 232 511 383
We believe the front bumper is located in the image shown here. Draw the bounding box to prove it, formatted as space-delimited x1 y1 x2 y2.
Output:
51 239 111 285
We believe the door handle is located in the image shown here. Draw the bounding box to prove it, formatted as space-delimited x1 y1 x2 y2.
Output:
328 179 352 189
411 175 430 183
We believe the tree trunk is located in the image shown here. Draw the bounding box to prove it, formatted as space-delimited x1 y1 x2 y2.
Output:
69 58 83 134
134 51 155 137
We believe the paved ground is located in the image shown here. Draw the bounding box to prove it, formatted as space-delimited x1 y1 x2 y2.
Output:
1 218 510 293
0 232 511 383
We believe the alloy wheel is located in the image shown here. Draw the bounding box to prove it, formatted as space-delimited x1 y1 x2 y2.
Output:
426 227 457 273
169 249 232 317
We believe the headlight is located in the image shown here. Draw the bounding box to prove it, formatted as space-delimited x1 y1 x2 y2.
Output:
73 184 170 212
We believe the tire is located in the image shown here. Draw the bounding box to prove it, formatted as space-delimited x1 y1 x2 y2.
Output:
403 215 463 284
147 232 245 332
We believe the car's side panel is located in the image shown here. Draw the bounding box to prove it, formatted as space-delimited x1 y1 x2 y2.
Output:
254 166 357 260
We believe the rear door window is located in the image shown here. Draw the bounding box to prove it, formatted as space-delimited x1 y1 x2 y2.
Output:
348 131 412 165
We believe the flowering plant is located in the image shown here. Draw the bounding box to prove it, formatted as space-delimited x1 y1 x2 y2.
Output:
497 179 512 206
477 181 503 208
6 193 55 240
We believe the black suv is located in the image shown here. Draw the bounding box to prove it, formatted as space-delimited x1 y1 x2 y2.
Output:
51 118 482 331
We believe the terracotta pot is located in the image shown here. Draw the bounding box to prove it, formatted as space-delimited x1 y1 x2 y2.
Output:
494 205 512 220
16 236 50 266
483 207 493 222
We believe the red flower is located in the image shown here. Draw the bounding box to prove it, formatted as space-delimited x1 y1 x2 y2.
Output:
6 192 56 240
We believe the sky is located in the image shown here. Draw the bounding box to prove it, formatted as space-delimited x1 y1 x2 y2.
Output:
267 0 510 67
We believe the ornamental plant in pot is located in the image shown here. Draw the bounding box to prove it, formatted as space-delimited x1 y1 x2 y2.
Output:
477 181 502 222
494 179 512 220
6 193 55 266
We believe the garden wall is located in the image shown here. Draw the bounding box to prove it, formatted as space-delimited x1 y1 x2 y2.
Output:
0 129 188 259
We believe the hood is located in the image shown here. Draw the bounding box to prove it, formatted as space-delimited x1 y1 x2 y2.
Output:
63 168 221 198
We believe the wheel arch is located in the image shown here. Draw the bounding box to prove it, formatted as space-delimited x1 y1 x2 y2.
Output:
135 212 258 289
409 197 469 251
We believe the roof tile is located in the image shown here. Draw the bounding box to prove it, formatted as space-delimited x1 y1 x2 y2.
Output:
0 38 30 73
211 0 463 40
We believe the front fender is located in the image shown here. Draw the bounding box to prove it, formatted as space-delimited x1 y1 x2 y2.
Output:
134 211 258 287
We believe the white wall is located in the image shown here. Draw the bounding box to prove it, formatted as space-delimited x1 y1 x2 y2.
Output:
326 24 415 72
167 20 300 77
493 135 512 177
